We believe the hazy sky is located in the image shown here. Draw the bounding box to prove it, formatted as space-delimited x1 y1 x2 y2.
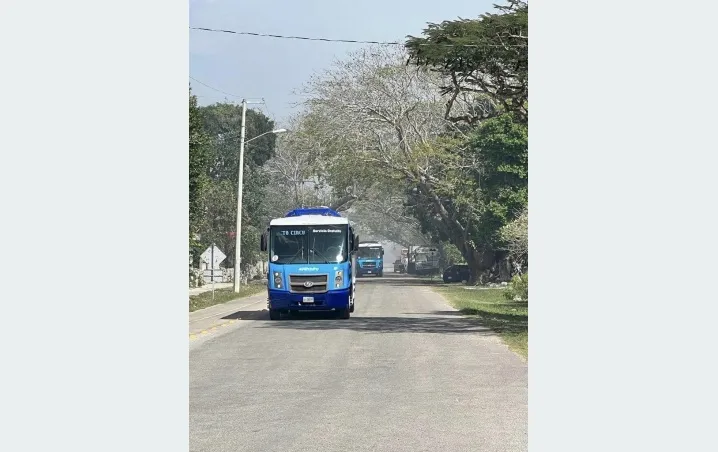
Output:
189 0 495 126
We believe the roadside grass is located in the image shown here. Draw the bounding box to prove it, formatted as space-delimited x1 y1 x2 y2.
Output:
434 285 528 359
189 284 266 312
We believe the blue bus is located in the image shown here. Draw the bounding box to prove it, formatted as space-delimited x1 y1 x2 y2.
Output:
357 241 384 277
260 207 359 320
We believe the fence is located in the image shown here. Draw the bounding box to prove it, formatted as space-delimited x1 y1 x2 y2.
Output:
189 260 268 287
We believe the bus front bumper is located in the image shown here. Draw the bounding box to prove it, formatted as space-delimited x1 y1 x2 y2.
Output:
268 288 351 311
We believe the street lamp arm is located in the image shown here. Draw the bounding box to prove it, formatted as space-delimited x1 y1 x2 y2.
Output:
245 128 288 145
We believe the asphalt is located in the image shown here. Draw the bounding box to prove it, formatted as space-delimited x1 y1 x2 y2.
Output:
189 273 528 452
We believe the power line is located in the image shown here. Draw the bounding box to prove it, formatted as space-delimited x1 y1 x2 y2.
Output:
190 27 524 48
189 75 282 123
190 27 402 45
189 76 243 98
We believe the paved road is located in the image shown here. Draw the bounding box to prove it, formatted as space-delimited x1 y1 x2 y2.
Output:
190 274 527 452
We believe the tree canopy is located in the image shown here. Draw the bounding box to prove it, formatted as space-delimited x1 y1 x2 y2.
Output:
188 93 278 274
406 0 528 124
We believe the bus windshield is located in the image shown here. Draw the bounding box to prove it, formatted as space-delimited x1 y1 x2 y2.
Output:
270 225 348 264
358 247 382 259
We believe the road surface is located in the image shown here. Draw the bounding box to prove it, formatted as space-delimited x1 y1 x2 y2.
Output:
189 274 527 452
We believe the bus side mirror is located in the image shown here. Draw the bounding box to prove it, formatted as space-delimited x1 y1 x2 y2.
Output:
353 235 359 251
260 233 267 252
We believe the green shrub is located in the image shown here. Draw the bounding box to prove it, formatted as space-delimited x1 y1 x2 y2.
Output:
504 272 528 302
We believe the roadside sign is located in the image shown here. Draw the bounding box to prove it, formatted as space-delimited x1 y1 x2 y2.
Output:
200 245 226 268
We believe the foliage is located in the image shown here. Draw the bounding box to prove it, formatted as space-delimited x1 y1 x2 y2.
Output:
500 205 528 267
297 46 454 212
261 114 335 218
405 0 528 124
200 103 276 180
346 180 431 247
293 45 529 283
401 115 526 282
438 242 465 267
189 267 204 288
191 101 278 273
189 87 211 251
402 1 530 277
503 272 528 302
469 114 528 249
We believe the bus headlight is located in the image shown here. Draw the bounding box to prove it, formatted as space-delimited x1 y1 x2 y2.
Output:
273 272 282 289
335 270 343 288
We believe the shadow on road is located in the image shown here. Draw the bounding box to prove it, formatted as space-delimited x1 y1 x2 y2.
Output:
221 310 271 321
410 310 528 334
267 315 494 334
220 307 496 335
356 273 447 287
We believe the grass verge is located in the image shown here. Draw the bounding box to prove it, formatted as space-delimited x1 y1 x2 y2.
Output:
189 284 266 312
434 285 528 359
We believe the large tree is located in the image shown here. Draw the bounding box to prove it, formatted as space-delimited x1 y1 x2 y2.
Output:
189 87 211 252
405 0 528 124
297 46 503 281
195 102 277 273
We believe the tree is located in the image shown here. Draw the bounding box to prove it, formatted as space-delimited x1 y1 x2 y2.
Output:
400 136 500 282
500 205 527 271
199 102 277 181
297 46 500 282
195 102 278 273
469 113 528 248
189 87 211 254
405 0 528 124
261 114 334 216
403 114 527 282
291 28 529 283
297 46 457 210
347 182 431 248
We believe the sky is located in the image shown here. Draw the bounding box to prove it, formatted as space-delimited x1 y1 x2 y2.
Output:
189 0 496 127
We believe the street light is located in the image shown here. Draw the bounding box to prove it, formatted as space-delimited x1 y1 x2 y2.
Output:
245 128 287 144
234 98 287 292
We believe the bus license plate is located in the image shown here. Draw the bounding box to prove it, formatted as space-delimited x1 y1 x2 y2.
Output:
302 297 314 304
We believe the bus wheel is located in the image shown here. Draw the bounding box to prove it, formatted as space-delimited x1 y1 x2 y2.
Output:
339 307 351 319
269 309 281 320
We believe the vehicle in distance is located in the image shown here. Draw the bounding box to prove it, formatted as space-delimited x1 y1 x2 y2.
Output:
356 241 384 277
442 264 470 283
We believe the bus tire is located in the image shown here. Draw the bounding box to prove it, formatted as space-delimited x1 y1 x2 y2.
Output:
339 307 351 319
269 309 281 320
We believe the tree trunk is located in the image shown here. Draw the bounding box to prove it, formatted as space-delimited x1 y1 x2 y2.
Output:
497 255 512 281
461 246 497 285
436 242 448 269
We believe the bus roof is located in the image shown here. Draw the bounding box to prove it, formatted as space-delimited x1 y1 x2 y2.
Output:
285 206 342 217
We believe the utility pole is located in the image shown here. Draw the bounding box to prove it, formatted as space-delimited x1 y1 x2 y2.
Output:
233 98 267 293
234 99 248 293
